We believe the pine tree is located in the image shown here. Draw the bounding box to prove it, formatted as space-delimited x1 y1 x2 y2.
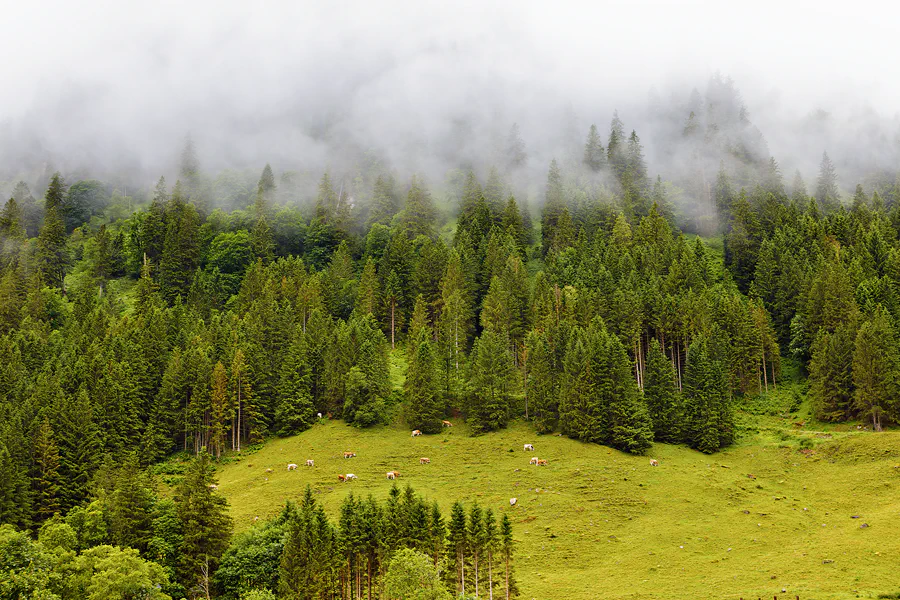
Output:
682 333 733 453
815 151 841 212
401 175 437 239
852 308 900 430
368 174 399 227
159 182 200 303
499 513 518 599
176 451 233 595
355 257 380 317
31 416 61 524
446 501 468 595
467 331 515 433
36 174 69 288
643 339 682 442
606 335 654 454
209 362 229 458
406 337 443 434
583 124 606 172
107 453 156 552
525 330 558 432
276 332 316 435
54 388 101 510
467 502 484 597
607 111 627 180
541 159 566 257
230 349 253 452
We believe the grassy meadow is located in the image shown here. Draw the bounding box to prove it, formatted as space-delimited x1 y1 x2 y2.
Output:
203 402 900 600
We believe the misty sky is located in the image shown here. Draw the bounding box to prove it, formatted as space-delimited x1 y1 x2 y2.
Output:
2 0 899 182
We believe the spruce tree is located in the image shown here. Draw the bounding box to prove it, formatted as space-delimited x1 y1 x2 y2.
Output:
446 501 468 596
209 362 230 458
36 174 69 288
107 453 156 552
407 337 443 434
605 335 654 454
467 331 515 433
815 151 841 212
643 339 682 442
852 308 900 430
500 513 518 599
682 333 733 453
176 451 233 595
583 124 605 172
275 333 316 435
31 416 61 524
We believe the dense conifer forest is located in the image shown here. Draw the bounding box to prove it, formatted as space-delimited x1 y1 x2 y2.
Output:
2 75 900 598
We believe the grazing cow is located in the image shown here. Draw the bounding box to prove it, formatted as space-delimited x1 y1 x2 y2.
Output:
387 471 400 480
420 457 430 464
343 452 356 459
442 420 453 427
510 498 517 506
317 412 323 419
265 468 273 473
529 457 539 465
537 459 548 466
287 463 298 471
208 484 218 490
253 516 259 522
411 430 422 437
306 459 314 467
345 473 357 481
524 443 534 452
337 474 346 482
649 459 659 467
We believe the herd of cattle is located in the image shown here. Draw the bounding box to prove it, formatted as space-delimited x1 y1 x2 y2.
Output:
272 422 662 485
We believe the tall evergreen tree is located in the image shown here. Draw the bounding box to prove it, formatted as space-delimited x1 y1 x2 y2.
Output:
583 124 605 172
406 337 442 434
815 151 841 212
643 339 682 442
176 451 233 596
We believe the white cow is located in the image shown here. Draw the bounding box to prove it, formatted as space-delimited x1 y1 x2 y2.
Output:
510 497 517 506
287 463 298 471
306 459 314 467
345 473 358 481
524 444 534 452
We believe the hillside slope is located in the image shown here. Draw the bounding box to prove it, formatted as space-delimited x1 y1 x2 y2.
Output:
214 419 900 600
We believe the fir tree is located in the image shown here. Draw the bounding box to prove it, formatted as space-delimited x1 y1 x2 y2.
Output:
815 151 841 212
583 124 606 172
852 308 900 430
176 451 233 595
643 339 682 442
467 331 515 433
31 416 61 525
275 333 316 435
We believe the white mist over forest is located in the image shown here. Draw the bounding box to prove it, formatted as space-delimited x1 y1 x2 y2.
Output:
1 1 898 215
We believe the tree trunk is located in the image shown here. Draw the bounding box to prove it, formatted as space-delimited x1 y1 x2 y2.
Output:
762 350 768 393
488 550 494 600
391 299 395 350
505 554 510 600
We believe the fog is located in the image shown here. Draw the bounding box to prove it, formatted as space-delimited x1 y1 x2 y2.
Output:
2 1 899 202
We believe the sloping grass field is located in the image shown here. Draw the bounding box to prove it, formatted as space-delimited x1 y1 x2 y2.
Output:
212 413 900 600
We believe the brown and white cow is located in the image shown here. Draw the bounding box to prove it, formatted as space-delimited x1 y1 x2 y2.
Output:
537 459 548 466
287 463 298 471
411 430 422 437
442 420 453 427
337 474 346 482
343 451 356 459
649 459 659 467
265 468 274 473
306 459 314 467
529 457 539 465
419 457 430 464
345 473 357 481
386 471 400 480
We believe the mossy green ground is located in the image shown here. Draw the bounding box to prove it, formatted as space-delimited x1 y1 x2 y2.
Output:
213 402 900 600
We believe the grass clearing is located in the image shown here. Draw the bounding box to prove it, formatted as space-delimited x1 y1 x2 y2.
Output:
214 414 900 599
